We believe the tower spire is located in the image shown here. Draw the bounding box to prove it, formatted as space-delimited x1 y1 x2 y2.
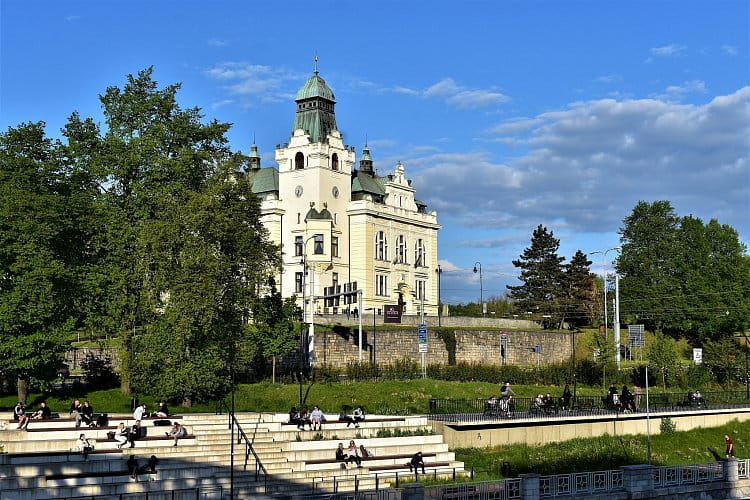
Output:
314 53 319 75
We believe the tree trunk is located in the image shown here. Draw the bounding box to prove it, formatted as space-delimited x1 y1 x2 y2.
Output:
17 375 29 404
272 356 277 384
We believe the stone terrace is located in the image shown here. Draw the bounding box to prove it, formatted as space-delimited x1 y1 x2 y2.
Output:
0 411 464 499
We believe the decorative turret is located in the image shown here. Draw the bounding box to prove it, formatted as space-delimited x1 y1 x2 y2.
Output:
292 57 338 144
359 143 374 175
247 140 261 170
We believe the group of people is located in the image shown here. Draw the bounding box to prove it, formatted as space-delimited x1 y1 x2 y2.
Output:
127 454 159 479
288 405 366 430
606 384 641 412
533 393 557 414
335 440 368 468
485 382 517 417
13 401 52 430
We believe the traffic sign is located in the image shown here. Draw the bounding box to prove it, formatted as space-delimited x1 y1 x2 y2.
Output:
418 323 428 352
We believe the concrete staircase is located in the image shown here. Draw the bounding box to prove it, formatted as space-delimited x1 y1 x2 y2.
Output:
0 412 464 499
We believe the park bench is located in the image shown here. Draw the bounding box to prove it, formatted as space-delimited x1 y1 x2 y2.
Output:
305 452 437 466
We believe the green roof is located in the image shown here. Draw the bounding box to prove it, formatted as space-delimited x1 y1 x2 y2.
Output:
247 167 278 193
305 207 332 220
352 171 385 196
248 143 260 158
296 74 336 101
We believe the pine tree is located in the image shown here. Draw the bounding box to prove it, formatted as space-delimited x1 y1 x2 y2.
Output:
564 250 596 328
507 225 566 328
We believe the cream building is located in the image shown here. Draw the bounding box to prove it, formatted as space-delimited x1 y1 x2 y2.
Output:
246 68 440 322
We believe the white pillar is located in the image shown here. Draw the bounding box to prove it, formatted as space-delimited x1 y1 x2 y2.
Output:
615 274 621 369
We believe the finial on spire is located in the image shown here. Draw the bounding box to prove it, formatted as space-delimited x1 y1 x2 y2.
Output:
365 133 368 148
252 131 256 145
314 53 319 75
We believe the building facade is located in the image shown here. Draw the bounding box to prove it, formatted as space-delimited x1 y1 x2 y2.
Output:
246 69 440 322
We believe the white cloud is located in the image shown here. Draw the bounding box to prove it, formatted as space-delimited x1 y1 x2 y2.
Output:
650 44 687 56
210 99 234 109
653 80 707 101
410 88 750 241
204 62 303 103
208 38 229 47
722 44 738 56
64 15 81 22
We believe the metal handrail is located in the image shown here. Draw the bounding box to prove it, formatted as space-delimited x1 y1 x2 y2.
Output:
308 465 472 493
230 413 268 485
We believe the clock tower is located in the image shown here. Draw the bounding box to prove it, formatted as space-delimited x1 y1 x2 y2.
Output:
276 65 354 324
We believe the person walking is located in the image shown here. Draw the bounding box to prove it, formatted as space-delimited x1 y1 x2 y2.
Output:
725 435 735 458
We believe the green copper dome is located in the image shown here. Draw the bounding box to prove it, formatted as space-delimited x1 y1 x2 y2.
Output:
296 74 335 102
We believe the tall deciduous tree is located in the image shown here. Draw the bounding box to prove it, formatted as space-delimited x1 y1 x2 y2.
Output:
253 284 302 383
617 200 750 340
617 200 681 332
507 224 566 327
69 68 279 401
0 122 92 402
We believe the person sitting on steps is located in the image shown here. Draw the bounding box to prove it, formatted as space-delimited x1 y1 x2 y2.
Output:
310 405 324 431
31 401 52 420
166 422 187 446
81 400 95 426
75 433 94 459
154 402 169 418
338 406 357 428
335 442 347 469
114 422 129 449
15 402 30 430
346 440 362 468
288 406 304 430
409 451 426 474
127 455 139 479
353 405 365 425
70 400 83 428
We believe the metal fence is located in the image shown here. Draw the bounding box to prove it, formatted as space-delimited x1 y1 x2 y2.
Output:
652 461 723 487
429 390 750 423
739 459 750 479
539 470 623 498
424 479 522 500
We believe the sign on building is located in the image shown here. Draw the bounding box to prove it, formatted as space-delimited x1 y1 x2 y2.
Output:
418 323 428 353
383 304 402 324
628 324 645 348
693 348 703 364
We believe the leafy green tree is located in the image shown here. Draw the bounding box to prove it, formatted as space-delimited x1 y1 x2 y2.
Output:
507 225 566 327
617 200 750 341
702 336 744 384
647 332 678 391
65 69 279 402
0 122 91 402
617 200 681 332
563 250 596 328
253 285 302 383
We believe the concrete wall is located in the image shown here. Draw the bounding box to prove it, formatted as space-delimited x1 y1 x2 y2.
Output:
430 408 750 449
313 327 572 367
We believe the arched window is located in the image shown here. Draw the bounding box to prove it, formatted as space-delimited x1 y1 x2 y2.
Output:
396 235 406 264
331 153 339 171
415 239 425 267
295 152 304 170
375 231 388 261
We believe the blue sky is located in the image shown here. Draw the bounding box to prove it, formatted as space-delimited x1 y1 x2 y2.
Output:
2 1 748 305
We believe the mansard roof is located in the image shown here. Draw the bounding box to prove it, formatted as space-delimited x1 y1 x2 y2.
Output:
351 170 386 196
247 167 278 193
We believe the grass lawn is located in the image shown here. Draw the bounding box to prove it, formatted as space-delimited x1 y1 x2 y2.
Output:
0 379 688 415
457 419 748 480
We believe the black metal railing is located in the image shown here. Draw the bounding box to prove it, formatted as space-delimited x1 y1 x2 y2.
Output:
307 465 472 494
429 390 750 423
230 413 268 488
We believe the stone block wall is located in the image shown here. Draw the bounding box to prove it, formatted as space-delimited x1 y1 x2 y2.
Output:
312 327 572 367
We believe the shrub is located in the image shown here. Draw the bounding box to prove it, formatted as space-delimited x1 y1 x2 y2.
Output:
660 417 677 435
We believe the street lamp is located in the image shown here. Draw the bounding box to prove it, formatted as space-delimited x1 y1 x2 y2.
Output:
435 265 442 327
589 247 621 367
473 262 483 317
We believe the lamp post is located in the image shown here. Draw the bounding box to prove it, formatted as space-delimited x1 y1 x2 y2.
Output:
436 265 442 327
589 247 621 367
473 262 483 317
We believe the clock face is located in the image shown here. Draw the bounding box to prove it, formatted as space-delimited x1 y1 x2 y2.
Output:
294 185 303 198
332 186 339 198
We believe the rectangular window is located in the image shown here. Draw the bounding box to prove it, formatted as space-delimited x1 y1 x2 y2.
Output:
332 236 339 258
332 272 339 306
294 236 303 257
314 234 324 255
415 279 426 300
376 274 389 297
295 272 303 294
